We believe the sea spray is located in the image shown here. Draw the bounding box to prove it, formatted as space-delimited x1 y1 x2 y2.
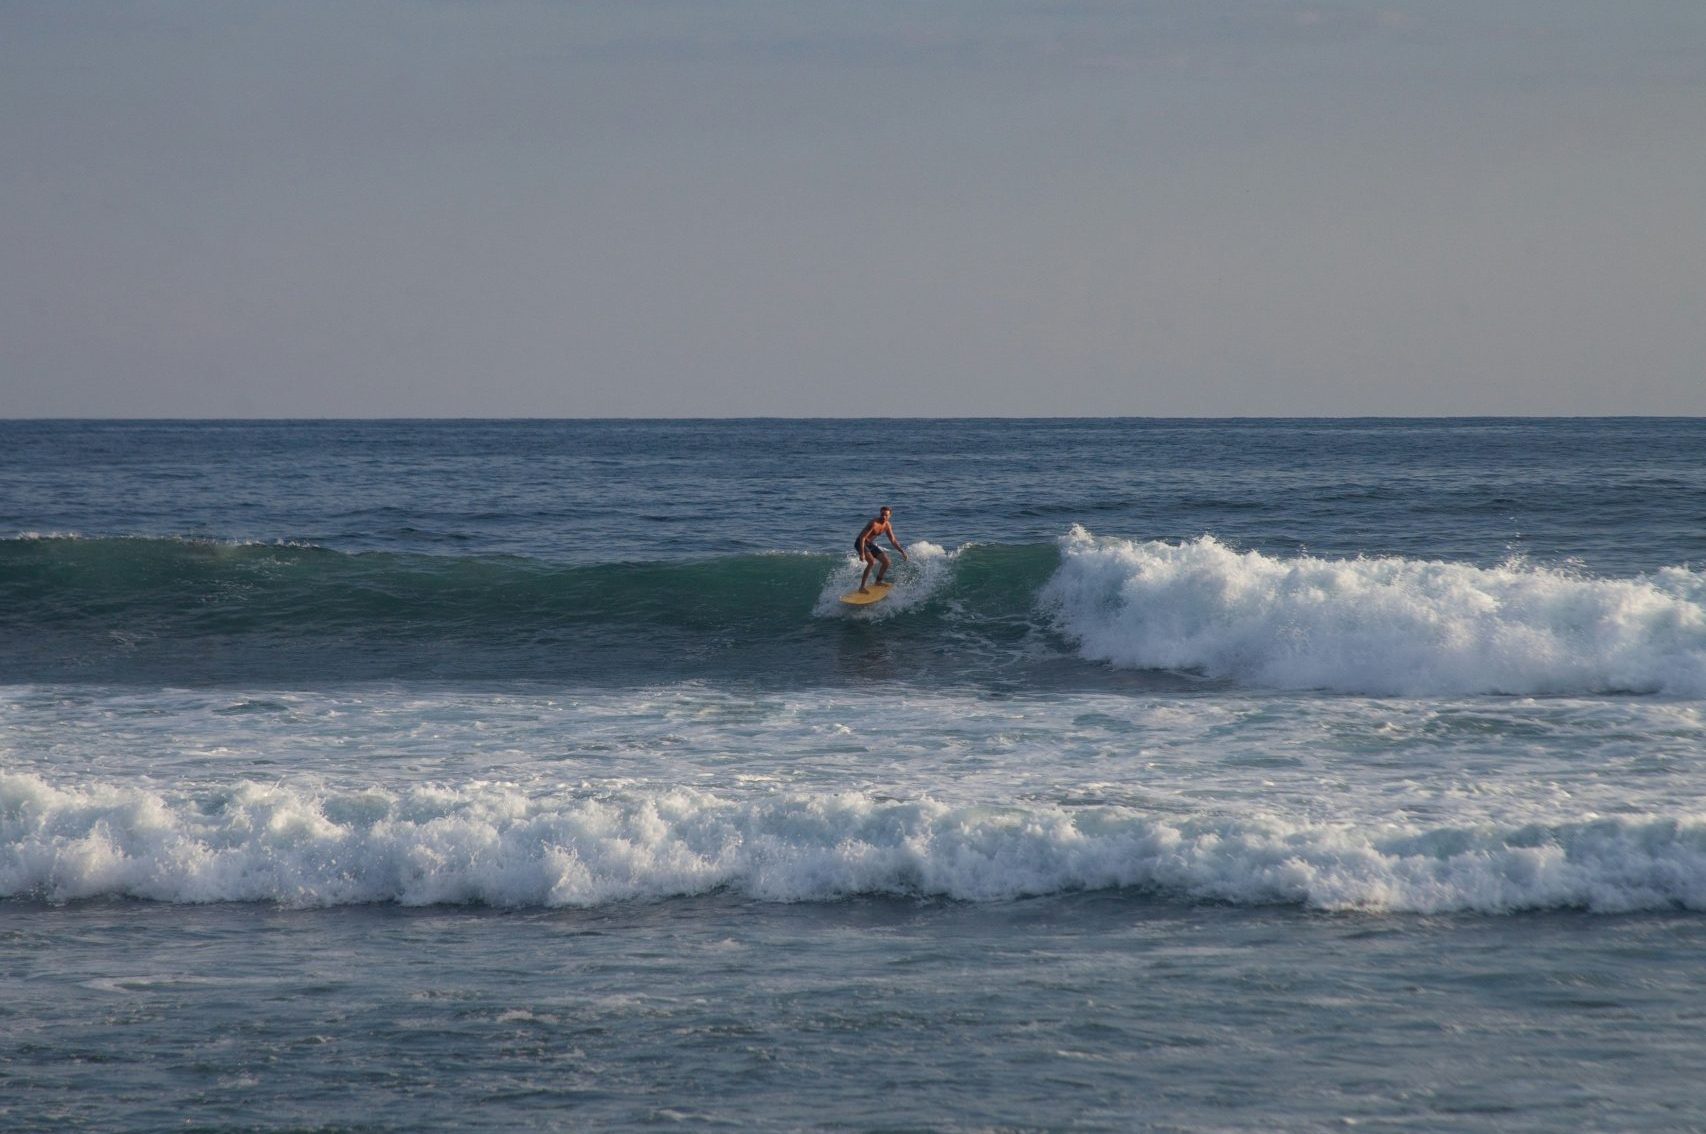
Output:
814 540 958 619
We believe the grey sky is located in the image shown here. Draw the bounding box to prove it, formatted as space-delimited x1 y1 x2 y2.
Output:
3 1 1704 417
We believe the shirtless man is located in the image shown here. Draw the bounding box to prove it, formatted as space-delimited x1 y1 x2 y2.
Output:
854 506 907 592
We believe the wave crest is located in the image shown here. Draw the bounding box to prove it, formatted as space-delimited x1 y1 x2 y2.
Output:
1043 528 1706 696
8 773 1706 914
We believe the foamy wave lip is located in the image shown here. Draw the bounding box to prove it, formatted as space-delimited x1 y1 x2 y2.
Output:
1042 527 1706 697
7 772 1706 914
814 540 956 619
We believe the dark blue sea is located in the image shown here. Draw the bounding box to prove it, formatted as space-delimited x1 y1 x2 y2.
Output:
4 418 1706 1131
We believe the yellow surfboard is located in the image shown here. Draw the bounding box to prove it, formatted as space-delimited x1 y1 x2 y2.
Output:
838 582 894 606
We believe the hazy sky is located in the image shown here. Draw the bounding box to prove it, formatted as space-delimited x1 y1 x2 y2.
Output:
4 1 1704 417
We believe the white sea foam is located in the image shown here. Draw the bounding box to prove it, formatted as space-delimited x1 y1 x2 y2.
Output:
815 540 956 619
6 771 1706 913
1044 528 1706 696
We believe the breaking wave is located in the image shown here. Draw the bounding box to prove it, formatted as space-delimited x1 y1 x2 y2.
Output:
7 773 1706 914
7 531 1705 695
1044 527 1706 696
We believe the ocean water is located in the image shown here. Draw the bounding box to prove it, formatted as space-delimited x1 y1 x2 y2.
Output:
3 418 1706 1131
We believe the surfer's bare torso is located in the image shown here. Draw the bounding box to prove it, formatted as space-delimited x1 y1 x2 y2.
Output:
855 507 906 591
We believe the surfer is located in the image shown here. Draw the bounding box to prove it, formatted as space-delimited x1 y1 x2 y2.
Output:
854 506 907 592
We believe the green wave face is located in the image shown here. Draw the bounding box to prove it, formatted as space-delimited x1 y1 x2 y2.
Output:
0 537 1071 688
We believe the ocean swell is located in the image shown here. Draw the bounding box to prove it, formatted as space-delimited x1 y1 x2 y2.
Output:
1044 527 1706 696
